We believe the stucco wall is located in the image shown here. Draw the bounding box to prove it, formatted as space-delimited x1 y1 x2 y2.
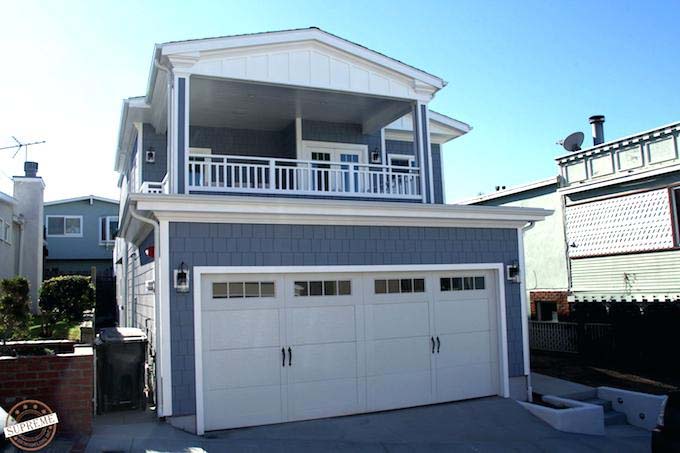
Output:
475 185 568 300
0 200 17 280
167 222 523 416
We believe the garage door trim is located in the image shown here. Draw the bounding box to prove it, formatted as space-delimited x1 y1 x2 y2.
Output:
192 263 509 435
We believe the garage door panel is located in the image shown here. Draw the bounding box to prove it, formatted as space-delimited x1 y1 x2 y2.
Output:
366 337 431 376
286 306 356 345
287 378 361 421
367 372 432 411
436 362 496 402
205 347 282 391
204 386 283 431
207 309 280 350
366 302 430 340
287 342 358 383
435 298 490 334
437 331 492 367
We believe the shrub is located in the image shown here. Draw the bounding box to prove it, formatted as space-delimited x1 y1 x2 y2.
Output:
39 276 94 337
0 276 31 342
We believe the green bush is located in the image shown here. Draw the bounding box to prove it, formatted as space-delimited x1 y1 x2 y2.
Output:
0 276 31 342
39 276 94 337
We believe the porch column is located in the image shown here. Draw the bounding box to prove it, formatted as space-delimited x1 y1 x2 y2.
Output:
412 102 432 203
171 72 190 194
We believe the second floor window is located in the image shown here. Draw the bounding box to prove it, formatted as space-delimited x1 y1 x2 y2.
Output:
46 216 82 237
99 216 118 243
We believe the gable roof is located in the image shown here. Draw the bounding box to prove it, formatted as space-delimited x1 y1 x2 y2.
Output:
44 195 118 206
0 190 16 206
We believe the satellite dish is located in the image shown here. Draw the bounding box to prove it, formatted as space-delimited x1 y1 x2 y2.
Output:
558 132 584 152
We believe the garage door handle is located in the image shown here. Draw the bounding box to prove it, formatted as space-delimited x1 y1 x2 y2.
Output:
282 348 286 367
288 347 292 366
431 337 435 354
436 336 441 353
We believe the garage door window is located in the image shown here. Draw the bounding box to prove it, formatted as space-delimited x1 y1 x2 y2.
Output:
295 280 352 296
212 281 275 298
440 276 485 292
374 278 425 294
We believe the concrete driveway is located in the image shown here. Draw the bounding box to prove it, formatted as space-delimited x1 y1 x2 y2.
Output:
87 397 650 452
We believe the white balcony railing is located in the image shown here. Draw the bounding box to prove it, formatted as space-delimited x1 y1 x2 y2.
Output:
187 154 422 199
140 175 168 195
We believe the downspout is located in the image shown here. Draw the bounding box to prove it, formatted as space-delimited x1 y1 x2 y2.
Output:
519 220 535 402
128 202 162 410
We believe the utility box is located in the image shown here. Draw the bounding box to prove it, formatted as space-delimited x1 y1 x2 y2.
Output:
95 327 147 413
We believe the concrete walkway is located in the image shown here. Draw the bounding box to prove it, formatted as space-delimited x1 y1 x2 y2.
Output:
531 372 594 397
85 397 650 452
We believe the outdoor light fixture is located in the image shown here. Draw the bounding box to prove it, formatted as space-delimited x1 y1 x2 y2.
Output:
506 261 520 283
174 261 190 293
146 146 156 163
370 149 381 163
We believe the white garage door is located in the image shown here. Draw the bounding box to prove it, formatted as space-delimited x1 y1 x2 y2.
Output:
200 269 502 432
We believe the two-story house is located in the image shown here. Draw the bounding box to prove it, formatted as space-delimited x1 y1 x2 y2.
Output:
0 162 45 312
465 117 680 321
114 28 548 434
44 195 119 278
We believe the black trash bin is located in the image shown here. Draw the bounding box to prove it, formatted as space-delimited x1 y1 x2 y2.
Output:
95 327 147 413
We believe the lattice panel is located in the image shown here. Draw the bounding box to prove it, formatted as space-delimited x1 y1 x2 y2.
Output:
566 189 674 257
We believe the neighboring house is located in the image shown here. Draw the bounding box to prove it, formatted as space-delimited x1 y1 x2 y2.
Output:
113 28 548 434
44 195 119 278
0 162 45 312
465 117 680 321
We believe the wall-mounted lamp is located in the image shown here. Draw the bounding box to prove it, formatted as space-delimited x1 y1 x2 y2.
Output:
174 261 190 293
506 261 520 283
145 146 156 163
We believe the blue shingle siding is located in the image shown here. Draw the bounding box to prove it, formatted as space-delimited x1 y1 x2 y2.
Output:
142 124 168 183
302 120 381 160
188 123 296 159
168 222 523 416
138 231 155 266
386 140 444 204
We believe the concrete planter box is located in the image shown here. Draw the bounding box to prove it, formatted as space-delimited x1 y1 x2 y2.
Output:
519 396 604 435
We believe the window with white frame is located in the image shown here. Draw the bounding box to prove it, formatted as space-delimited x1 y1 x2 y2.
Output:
99 216 118 243
388 154 416 173
46 215 82 237
0 218 10 244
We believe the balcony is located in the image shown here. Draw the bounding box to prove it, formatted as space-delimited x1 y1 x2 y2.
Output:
186 154 422 199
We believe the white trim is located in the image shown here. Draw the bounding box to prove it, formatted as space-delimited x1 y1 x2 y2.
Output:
428 110 472 134
131 194 552 225
457 177 559 205
158 220 173 416
184 76 191 195
414 103 427 203
193 262 509 435
98 216 119 244
300 140 368 163
558 161 680 195
380 128 387 165
440 146 447 204
135 123 144 192
388 154 416 166
424 107 435 204
44 195 118 206
45 215 83 238
159 28 445 90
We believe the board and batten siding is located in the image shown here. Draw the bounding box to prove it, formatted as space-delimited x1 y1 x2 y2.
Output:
571 249 680 300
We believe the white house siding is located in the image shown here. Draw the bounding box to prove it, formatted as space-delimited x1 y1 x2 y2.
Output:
571 250 680 300
123 240 157 348
0 201 17 280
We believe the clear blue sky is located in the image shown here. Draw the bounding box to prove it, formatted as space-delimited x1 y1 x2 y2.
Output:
1 0 678 202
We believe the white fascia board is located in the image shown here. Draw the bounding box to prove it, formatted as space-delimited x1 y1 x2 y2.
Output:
558 162 680 196
429 110 472 134
130 194 551 227
115 98 151 173
45 195 119 206
159 28 445 90
458 177 560 205
385 110 470 145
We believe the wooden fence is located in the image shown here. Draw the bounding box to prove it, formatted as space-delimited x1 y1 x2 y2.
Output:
529 321 613 354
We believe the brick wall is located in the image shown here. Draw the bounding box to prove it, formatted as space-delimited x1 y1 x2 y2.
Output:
0 348 93 435
168 222 523 415
529 290 570 319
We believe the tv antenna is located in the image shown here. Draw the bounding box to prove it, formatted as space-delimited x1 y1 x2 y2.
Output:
0 137 47 162
557 132 584 152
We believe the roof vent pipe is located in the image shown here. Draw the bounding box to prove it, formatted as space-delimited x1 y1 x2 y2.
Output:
589 115 605 146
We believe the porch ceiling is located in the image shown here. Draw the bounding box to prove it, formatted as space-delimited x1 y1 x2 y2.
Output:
189 77 412 133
